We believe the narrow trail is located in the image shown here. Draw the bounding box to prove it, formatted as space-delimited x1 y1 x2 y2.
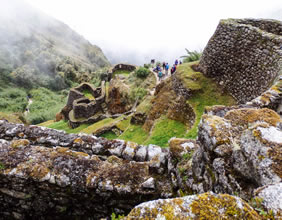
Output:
149 67 172 95
24 98 33 116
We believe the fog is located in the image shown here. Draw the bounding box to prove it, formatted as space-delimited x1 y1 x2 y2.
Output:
3 0 282 65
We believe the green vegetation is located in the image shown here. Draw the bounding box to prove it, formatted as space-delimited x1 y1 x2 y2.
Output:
129 87 148 102
249 197 275 219
0 162 5 170
80 116 124 134
181 49 202 63
144 116 187 147
113 70 131 77
176 62 236 139
116 117 131 131
47 120 89 134
119 124 149 144
0 87 28 113
27 88 68 124
100 131 118 140
135 67 150 78
111 213 124 220
82 89 95 100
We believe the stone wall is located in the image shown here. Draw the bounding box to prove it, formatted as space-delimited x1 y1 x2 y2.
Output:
199 18 282 103
111 63 136 73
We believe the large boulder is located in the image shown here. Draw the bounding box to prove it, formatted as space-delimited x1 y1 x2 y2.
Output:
125 192 261 219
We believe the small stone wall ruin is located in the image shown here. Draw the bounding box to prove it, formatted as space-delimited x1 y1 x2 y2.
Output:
62 82 106 128
199 18 282 103
105 63 137 81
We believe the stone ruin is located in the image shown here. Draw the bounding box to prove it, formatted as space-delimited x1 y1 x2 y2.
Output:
102 63 137 82
199 18 282 103
61 63 138 129
61 82 107 128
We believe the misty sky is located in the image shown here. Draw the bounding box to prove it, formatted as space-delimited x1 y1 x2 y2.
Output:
20 0 282 65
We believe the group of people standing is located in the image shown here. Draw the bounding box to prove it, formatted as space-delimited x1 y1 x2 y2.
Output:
154 59 182 81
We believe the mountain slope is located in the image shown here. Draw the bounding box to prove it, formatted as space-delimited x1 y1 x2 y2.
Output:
0 0 110 90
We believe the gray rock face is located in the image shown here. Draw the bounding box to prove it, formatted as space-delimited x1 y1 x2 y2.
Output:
192 107 282 199
199 18 282 103
255 183 282 216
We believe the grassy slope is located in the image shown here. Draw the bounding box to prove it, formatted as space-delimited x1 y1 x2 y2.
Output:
176 62 236 139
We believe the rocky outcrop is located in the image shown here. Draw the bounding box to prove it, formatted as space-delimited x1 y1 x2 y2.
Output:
125 192 261 219
199 18 282 103
188 107 281 199
108 78 134 114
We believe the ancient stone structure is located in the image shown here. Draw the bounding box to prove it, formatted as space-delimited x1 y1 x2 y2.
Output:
199 18 282 103
61 82 107 128
104 63 137 82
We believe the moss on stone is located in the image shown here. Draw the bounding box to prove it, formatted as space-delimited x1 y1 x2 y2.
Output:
11 139 30 148
190 192 261 219
224 108 281 128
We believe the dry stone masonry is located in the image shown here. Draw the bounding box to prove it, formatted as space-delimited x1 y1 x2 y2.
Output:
199 18 282 103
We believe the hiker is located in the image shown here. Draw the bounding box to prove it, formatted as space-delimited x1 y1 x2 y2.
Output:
171 64 176 75
175 59 178 66
165 63 169 76
158 70 163 81
179 60 182 65
162 62 166 70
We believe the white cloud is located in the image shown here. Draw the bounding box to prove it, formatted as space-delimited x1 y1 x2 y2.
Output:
21 0 282 65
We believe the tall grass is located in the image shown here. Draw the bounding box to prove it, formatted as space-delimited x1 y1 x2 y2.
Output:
181 49 202 63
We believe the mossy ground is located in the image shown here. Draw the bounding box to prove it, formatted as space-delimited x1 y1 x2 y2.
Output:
177 62 236 139
82 89 95 100
144 116 187 147
46 120 89 134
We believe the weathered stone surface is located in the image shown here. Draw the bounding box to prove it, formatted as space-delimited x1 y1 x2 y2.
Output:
255 183 282 216
192 107 282 199
125 192 261 219
0 136 173 219
199 18 282 103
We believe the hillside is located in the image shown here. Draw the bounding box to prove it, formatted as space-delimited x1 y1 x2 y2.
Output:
40 62 236 147
0 0 110 124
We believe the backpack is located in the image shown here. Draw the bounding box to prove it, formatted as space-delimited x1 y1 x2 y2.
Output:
158 71 162 77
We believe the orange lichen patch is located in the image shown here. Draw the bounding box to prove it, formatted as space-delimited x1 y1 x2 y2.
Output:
125 198 187 220
10 139 30 148
54 147 89 158
73 138 84 144
18 133 24 138
224 108 281 127
29 164 50 180
190 192 261 219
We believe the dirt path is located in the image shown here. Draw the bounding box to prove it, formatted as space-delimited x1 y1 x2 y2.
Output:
24 98 33 116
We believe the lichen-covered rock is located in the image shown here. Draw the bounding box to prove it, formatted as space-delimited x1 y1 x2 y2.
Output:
124 192 261 219
0 138 173 219
255 183 282 217
193 107 282 199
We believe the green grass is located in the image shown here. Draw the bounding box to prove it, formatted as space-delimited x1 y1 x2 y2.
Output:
0 162 5 170
118 124 149 145
100 131 118 140
144 116 187 147
0 87 28 113
177 62 236 139
80 116 124 134
116 116 131 131
113 70 131 77
82 89 95 100
47 120 89 133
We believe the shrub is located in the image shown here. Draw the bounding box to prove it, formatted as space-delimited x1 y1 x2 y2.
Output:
135 67 150 78
181 49 202 63
129 87 148 102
